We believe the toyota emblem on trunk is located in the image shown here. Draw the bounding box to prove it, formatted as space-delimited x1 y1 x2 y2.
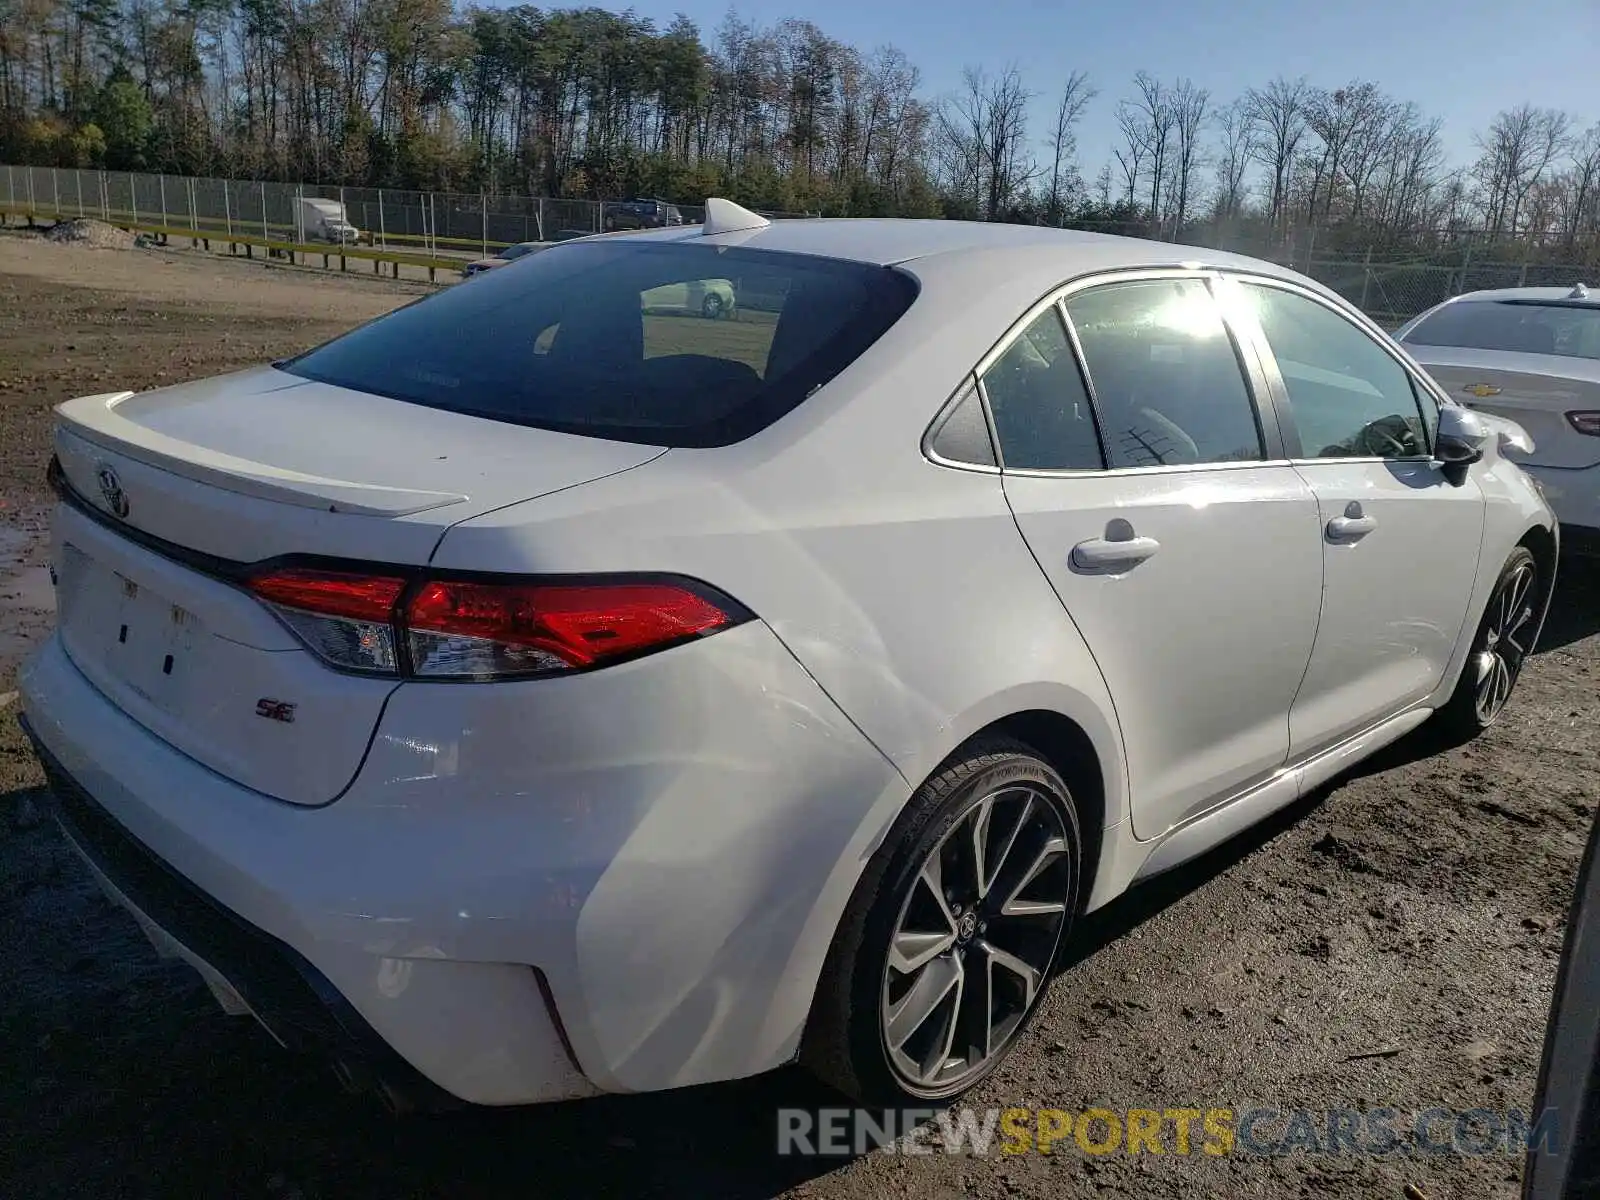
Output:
96 465 129 518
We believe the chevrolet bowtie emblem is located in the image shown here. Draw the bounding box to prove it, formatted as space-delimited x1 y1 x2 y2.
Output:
1463 383 1502 398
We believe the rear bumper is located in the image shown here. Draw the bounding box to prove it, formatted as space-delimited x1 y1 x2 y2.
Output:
21 721 465 1112
1524 461 1600 536
19 620 905 1105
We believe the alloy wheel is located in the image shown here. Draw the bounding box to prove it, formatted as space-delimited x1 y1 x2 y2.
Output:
1473 559 1537 725
879 785 1073 1096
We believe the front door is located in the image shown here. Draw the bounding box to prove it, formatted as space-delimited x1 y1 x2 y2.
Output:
1224 277 1487 760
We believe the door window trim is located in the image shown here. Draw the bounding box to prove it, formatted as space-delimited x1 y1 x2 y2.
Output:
1215 272 1444 464
923 266 1293 477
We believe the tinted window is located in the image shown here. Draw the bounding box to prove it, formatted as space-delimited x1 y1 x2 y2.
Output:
1240 283 1428 459
1065 278 1263 468
282 242 918 447
981 307 1102 470
929 381 996 467
500 243 539 261
1404 299 1600 360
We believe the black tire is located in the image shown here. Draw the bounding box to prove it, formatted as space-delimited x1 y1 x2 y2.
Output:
1435 546 1540 737
801 736 1081 1105
701 292 725 319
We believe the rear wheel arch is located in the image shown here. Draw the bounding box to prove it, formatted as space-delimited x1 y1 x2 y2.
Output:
981 710 1106 909
800 725 1092 1101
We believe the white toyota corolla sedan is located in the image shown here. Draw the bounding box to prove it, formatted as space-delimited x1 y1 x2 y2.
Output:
18 199 1556 1112
1397 284 1600 552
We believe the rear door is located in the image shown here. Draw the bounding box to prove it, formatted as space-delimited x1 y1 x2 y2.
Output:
1223 276 1486 761
997 271 1323 841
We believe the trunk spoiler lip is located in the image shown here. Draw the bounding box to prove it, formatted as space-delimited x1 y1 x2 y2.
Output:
54 390 470 517
46 453 755 619
45 453 757 685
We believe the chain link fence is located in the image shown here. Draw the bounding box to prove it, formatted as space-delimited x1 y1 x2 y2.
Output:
4 163 1597 320
0 163 815 255
1292 252 1597 329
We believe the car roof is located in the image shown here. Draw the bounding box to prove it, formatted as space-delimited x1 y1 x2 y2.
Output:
603 217 1300 278
1450 285 1599 305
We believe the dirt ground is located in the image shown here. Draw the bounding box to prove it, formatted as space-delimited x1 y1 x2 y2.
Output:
1 234 1597 1200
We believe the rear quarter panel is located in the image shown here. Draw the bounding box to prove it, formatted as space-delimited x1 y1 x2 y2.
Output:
431 253 1134 835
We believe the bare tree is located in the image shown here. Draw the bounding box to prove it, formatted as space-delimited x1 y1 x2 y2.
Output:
1246 76 1310 236
1167 78 1209 236
1112 105 1147 206
1118 71 1175 235
935 65 1039 221
1302 82 1391 226
1211 98 1254 221
1372 105 1446 240
1559 124 1600 248
1340 90 1404 222
1044 70 1095 225
1094 161 1114 208
1474 104 1573 237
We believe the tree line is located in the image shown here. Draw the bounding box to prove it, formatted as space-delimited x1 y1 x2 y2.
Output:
2 0 1598 260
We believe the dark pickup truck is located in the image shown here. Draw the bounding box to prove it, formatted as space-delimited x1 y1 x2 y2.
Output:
602 198 687 232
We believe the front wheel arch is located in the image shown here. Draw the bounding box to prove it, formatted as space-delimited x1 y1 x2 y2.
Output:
1519 523 1559 626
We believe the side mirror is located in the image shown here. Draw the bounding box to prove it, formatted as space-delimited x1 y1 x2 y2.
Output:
1435 406 1488 484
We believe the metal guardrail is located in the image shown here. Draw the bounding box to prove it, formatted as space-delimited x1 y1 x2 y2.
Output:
0 164 814 258
0 203 471 280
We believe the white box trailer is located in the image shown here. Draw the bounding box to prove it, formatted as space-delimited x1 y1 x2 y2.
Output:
296 197 362 244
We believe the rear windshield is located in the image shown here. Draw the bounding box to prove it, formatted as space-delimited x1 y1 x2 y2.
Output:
1403 299 1600 360
281 240 918 446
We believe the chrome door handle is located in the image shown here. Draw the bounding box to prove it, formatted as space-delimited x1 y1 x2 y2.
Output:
1070 535 1161 571
1327 515 1377 540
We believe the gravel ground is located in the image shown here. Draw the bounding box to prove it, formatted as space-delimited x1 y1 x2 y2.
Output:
0 235 1597 1200
43 218 138 250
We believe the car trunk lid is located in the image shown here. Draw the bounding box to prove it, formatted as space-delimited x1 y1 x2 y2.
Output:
1410 347 1600 470
54 366 666 562
50 368 665 803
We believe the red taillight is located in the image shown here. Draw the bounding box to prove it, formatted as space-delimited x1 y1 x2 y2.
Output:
248 568 406 621
247 568 408 674
406 580 734 676
246 568 740 680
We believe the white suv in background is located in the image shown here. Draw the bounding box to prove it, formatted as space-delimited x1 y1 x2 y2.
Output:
20 201 1556 1112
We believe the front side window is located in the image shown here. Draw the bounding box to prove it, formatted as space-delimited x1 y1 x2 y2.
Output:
282 241 917 447
1404 299 1600 360
1064 278 1264 468
980 306 1102 470
1237 282 1429 459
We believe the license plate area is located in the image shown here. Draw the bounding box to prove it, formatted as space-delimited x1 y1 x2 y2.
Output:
58 542 206 716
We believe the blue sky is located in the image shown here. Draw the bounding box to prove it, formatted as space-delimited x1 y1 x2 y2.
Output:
556 0 1600 177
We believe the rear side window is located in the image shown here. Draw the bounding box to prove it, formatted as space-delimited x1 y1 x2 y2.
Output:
929 380 996 467
981 307 1103 470
1404 300 1600 360
1065 278 1264 468
282 242 918 447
